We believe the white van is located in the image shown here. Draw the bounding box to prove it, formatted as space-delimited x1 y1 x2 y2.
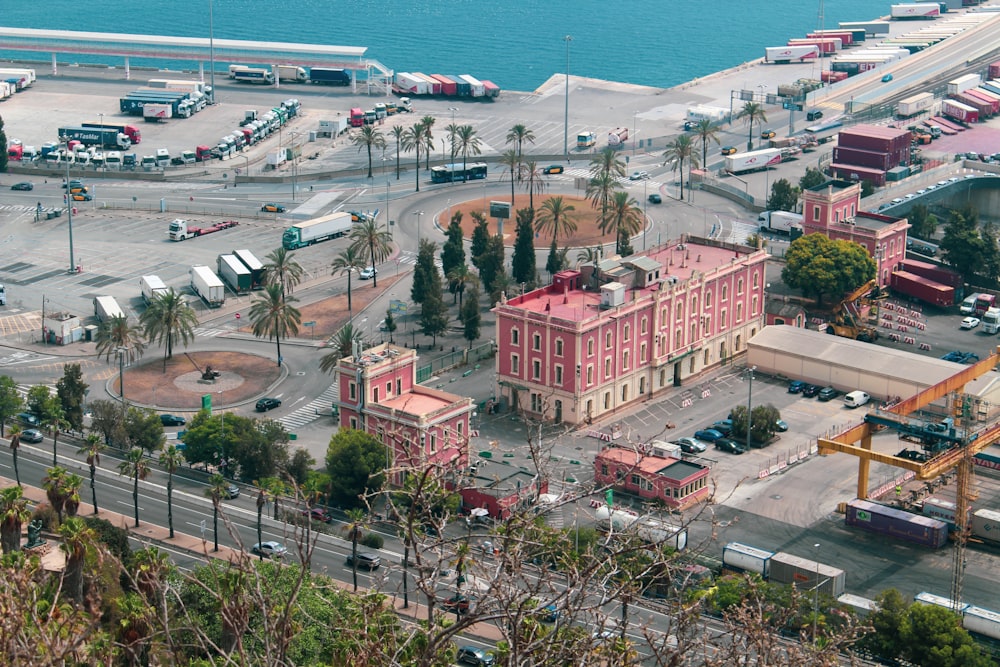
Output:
844 391 871 409
960 293 980 315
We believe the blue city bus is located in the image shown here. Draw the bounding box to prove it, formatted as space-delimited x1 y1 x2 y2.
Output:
430 162 488 183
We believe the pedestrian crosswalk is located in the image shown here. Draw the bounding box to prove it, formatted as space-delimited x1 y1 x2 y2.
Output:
559 167 665 190
276 383 339 431
192 327 229 338
397 251 442 268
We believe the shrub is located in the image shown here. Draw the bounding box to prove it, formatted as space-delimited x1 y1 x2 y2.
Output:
31 503 58 530
361 533 384 549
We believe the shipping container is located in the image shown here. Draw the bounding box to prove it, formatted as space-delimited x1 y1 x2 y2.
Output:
808 31 854 46
139 275 168 304
891 3 941 18
94 296 126 323
839 20 891 35
829 163 887 187
900 258 961 287
973 86 1000 106
963 606 1000 641
190 266 225 308
961 89 998 116
822 70 850 83
765 45 820 63
943 98 981 123
897 92 935 117
232 249 266 289
947 72 981 95
787 37 843 54
891 271 955 307
914 592 968 613
839 124 912 153
394 73 429 96
974 451 1000 472
430 74 457 96
769 552 846 597
458 74 486 97
480 80 501 98
838 593 878 616
971 508 1000 545
725 148 782 174
412 72 442 95
845 499 949 548
444 75 470 96
217 254 253 295
722 542 774 577
982 80 1000 97
990 61 1000 80
833 146 895 170
594 506 639 531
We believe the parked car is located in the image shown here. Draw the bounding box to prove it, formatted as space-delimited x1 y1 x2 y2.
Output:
302 507 333 523
629 170 648 180
17 412 39 427
648 193 662 204
10 182 33 191
715 438 747 454
19 429 44 443
818 386 839 401
360 266 377 280
542 165 564 174
456 645 494 666
775 419 789 432
160 414 186 426
961 316 980 330
346 552 381 570
256 397 282 412
261 202 286 213
712 420 733 436
540 604 560 623
443 594 473 615
694 428 724 443
788 380 806 394
675 437 706 454
250 541 287 558
802 384 821 398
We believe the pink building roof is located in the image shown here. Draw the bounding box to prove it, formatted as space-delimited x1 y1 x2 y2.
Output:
377 386 462 419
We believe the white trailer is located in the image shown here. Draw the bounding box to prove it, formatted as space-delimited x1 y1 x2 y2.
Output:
963 606 1000 641
594 506 639 531
635 518 688 551
139 275 168 304
458 74 486 97
947 73 981 96
725 148 782 174
0 68 36 88
281 212 353 249
765 45 820 63
147 79 210 95
897 92 934 117
758 210 804 233
971 508 1000 545
94 296 126 323
722 542 774 577
143 104 173 122
837 593 878 617
686 105 728 123
190 266 225 308
395 72 430 95
891 3 940 18
276 65 308 82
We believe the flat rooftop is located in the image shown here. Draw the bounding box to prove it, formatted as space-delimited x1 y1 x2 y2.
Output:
598 447 707 482
379 387 457 417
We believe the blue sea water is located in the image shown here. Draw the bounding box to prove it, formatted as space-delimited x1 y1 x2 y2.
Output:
4 0 886 91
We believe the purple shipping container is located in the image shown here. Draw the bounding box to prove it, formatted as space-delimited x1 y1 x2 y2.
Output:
900 258 962 288
839 124 911 154
952 93 990 119
830 163 887 186
891 271 954 306
834 146 895 170
846 499 949 548
962 89 998 116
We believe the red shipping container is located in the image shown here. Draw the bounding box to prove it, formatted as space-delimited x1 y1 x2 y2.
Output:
962 89 998 116
833 146 894 170
900 258 962 288
429 74 457 96
891 271 955 307
808 31 854 46
830 163 886 186
990 61 1000 80
839 124 910 153
952 93 990 119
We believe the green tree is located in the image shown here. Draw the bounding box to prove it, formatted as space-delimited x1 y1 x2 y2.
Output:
124 406 165 455
577 245 602 266
7 425 21 486
782 233 876 306
263 246 305 298
799 167 826 191
737 101 768 151
159 444 185 538
420 272 449 346
662 134 699 202
461 286 481 348
908 204 938 239
389 124 405 179
401 121 430 192
446 263 477 308
766 178 799 212
0 375 23 437
286 448 315 487
536 195 577 244
249 283 302 367
901 602 992 667
545 240 562 276
419 115 436 170
939 205 999 283
860 180 875 197
59 517 95 603
499 148 522 206
598 191 644 256
382 308 397 343
729 404 781 445
454 124 483 182
319 323 363 372
412 238 440 305
692 118 720 169
521 160 548 211
325 429 387 508
511 207 537 285
88 398 125 447
858 588 909 661
34 389 68 466
118 448 150 527
349 217 393 288
441 212 466 279
477 234 506 295
0 485 30 553
206 473 229 552
95 314 146 379
139 288 196 370
331 245 366 318
469 212 490 271
586 172 622 235
56 363 88 433
351 124 386 179
505 123 535 162
42 465 70 523
77 434 105 515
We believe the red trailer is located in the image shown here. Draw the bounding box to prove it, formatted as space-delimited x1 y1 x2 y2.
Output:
990 61 1000 80
900 258 961 288
891 270 955 307
480 80 501 98
829 163 886 186
834 146 894 170
942 99 979 123
961 89 998 116
788 37 843 54
430 74 457 96
822 70 849 82
808 31 854 46
412 73 441 95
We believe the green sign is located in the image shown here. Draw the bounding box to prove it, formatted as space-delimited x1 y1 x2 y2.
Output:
202 394 212 414
605 489 614 508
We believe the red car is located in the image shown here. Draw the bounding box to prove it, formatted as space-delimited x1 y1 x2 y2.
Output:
301 507 333 523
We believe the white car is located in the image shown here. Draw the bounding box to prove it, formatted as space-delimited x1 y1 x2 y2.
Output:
629 170 648 180
251 541 288 558
890 198 903 204
961 317 981 330
360 266 377 280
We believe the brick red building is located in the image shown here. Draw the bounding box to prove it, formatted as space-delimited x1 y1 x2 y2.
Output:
493 236 769 425
334 343 474 484
800 180 909 289
593 445 711 510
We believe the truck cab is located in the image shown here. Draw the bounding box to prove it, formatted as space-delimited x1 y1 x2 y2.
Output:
364 110 377 125
397 97 413 112
105 151 122 169
180 150 197 164
141 155 157 171
577 131 596 148
195 145 213 161
155 148 170 167
122 153 137 170
374 103 387 119
0 284 6 306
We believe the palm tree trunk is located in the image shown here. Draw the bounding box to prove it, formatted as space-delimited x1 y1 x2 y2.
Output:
402 539 410 608
748 121 753 151
132 476 140 527
52 433 58 466
275 335 282 368
167 476 174 537
415 143 421 192
347 275 353 317
370 239 378 288
12 451 19 486
213 505 219 552
367 144 373 179
256 503 263 561
679 158 686 202
90 465 98 514
351 538 359 591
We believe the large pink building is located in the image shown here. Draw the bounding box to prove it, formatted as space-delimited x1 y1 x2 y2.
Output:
593 445 711 510
493 236 769 425
800 180 909 289
334 343 474 484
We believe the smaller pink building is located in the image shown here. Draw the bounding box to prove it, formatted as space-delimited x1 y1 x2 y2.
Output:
593 446 711 510
458 460 547 520
335 343 474 484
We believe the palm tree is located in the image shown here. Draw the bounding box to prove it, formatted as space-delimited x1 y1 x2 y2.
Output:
319 323 363 373
206 473 229 553
159 444 185 538
536 196 578 243
344 508 368 592
445 123 461 166
498 149 522 206
59 517 94 603
118 447 149 528
446 264 478 307
0 485 30 553
62 473 83 518
692 118 721 169
263 246 304 299
419 115 436 170
389 125 405 180
586 172 622 230
454 125 483 182
96 314 146 394
8 424 21 486
349 218 393 288
42 465 69 523
41 405 69 466
599 191 644 255
249 284 302 368
139 289 196 371
401 122 429 192
505 123 536 162
351 125 387 179
738 101 768 151
663 134 700 202
589 146 627 180
330 246 366 319
522 160 548 211
252 480 271 559
77 434 104 514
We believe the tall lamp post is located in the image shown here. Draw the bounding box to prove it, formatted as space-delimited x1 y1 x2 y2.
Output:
563 35 572 158
813 542 821 639
208 0 216 104
60 135 76 274
745 365 757 452
414 210 424 246
448 106 458 182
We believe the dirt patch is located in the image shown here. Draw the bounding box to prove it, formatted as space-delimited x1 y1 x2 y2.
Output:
118 351 281 410
450 193 643 248
297 274 403 340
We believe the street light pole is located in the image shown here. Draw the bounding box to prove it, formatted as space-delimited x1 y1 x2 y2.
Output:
633 110 637 155
563 35 572 158
643 180 648 250
208 0 216 104
813 542 821 639
60 135 76 274
414 210 424 246
745 365 756 452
